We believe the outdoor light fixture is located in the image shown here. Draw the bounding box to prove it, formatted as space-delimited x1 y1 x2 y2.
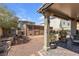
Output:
50 16 56 19
77 16 79 19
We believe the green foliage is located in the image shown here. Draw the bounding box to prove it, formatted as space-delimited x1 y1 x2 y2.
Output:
59 30 67 39
0 6 18 29
49 30 56 42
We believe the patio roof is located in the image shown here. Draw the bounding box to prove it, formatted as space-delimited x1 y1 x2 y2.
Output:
38 3 79 21
38 3 79 51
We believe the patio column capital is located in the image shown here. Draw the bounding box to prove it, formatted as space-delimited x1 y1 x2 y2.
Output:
43 11 51 18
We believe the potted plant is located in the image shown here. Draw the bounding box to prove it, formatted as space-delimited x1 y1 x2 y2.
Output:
49 30 57 49
59 30 67 42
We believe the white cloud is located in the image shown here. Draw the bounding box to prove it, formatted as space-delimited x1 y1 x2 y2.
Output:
39 16 44 20
36 16 44 25
19 17 34 22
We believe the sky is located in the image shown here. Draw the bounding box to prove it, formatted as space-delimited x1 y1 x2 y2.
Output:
4 3 44 25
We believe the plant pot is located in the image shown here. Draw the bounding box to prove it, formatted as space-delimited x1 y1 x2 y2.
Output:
49 42 57 49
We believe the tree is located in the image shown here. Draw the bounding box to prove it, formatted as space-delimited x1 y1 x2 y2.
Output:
0 5 18 37
0 6 18 29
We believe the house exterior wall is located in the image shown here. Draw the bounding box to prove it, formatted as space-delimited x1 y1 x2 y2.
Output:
22 17 71 36
61 19 71 30
50 17 71 31
18 20 35 30
25 25 44 36
22 24 44 36
50 17 61 30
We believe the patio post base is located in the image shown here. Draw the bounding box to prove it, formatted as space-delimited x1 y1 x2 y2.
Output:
38 47 50 56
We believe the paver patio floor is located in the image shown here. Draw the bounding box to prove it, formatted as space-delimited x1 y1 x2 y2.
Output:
8 35 44 56
2 35 79 56
47 46 79 56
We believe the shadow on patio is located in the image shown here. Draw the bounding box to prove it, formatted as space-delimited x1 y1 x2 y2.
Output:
57 40 79 54
47 40 79 56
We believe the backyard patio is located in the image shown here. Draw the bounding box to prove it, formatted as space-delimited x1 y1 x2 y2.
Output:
1 3 79 56
0 35 79 56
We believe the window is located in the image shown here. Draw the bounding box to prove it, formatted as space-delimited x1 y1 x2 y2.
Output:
28 26 32 31
63 22 65 25
67 23 70 26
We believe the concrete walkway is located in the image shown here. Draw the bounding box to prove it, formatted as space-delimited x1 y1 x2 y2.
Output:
39 41 79 56
47 46 79 56
46 41 79 56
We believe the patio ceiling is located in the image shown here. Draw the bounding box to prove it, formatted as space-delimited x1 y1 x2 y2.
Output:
38 3 79 21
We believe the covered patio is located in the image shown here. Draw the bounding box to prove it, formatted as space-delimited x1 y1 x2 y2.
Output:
38 3 79 53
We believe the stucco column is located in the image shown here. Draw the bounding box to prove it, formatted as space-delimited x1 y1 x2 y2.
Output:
66 19 77 49
43 15 50 51
71 20 77 36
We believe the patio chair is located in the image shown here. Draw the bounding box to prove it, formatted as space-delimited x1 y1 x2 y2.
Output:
72 35 79 43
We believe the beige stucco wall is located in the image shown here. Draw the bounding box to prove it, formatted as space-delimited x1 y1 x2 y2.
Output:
50 17 61 30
